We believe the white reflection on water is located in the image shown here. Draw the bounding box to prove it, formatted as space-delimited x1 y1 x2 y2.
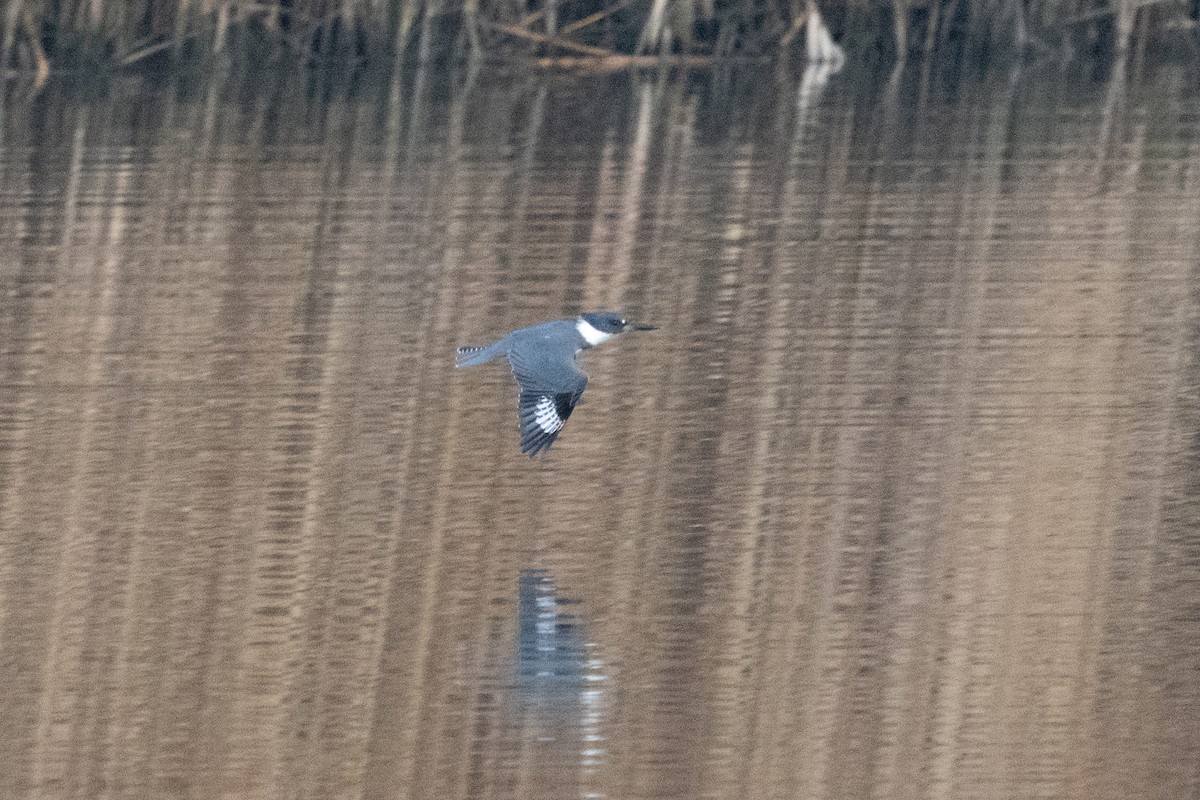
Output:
515 568 609 797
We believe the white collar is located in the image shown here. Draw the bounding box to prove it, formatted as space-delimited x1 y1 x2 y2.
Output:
576 318 614 346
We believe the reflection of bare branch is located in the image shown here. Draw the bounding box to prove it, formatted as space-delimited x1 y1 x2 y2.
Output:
608 81 654 304
795 59 837 125
1094 52 1129 186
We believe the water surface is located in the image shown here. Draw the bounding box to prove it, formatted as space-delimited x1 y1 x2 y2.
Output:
0 63 1198 800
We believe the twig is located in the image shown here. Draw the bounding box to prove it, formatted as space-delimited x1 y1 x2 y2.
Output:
117 2 292 66
480 19 617 56
1061 7 1118 26
559 0 643 36
119 37 176 66
778 10 809 49
537 53 768 70
518 9 547 29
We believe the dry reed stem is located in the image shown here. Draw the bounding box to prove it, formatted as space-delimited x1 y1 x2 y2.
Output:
2 0 1194 73
21 6 49 88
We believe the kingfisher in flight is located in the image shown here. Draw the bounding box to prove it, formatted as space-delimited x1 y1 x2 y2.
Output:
455 311 656 456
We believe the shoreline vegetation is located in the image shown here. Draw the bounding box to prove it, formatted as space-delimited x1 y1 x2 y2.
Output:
1 0 1198 83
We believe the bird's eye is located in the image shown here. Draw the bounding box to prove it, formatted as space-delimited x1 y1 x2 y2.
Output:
619 319 627 326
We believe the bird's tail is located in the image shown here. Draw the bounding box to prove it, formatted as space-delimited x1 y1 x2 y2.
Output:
455 340 505 368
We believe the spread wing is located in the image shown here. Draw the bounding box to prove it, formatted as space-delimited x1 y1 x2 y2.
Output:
507 336 588 457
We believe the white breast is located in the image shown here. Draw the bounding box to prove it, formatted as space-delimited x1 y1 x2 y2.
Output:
576 318 614 346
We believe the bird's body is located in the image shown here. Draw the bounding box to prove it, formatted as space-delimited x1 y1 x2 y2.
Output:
455 311 655 456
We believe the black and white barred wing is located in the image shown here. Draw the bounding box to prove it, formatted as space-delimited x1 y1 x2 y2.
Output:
507 339 588 457
517 390 584 456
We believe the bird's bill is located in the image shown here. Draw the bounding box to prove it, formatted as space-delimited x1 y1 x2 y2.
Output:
631 324 657 331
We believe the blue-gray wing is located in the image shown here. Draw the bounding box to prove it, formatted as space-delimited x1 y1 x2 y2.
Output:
507 336 588 457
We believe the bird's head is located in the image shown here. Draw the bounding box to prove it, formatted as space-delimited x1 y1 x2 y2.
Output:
578 311 657 336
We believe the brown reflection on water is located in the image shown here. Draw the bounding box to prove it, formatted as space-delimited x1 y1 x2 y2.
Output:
0 64 1198 800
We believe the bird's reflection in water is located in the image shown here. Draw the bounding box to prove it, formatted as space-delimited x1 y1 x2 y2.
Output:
512 568 607 797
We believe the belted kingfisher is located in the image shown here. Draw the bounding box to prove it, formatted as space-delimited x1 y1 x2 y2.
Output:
455 311 656 456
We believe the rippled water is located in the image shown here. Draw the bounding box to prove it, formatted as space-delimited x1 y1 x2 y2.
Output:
0 62 1198 800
